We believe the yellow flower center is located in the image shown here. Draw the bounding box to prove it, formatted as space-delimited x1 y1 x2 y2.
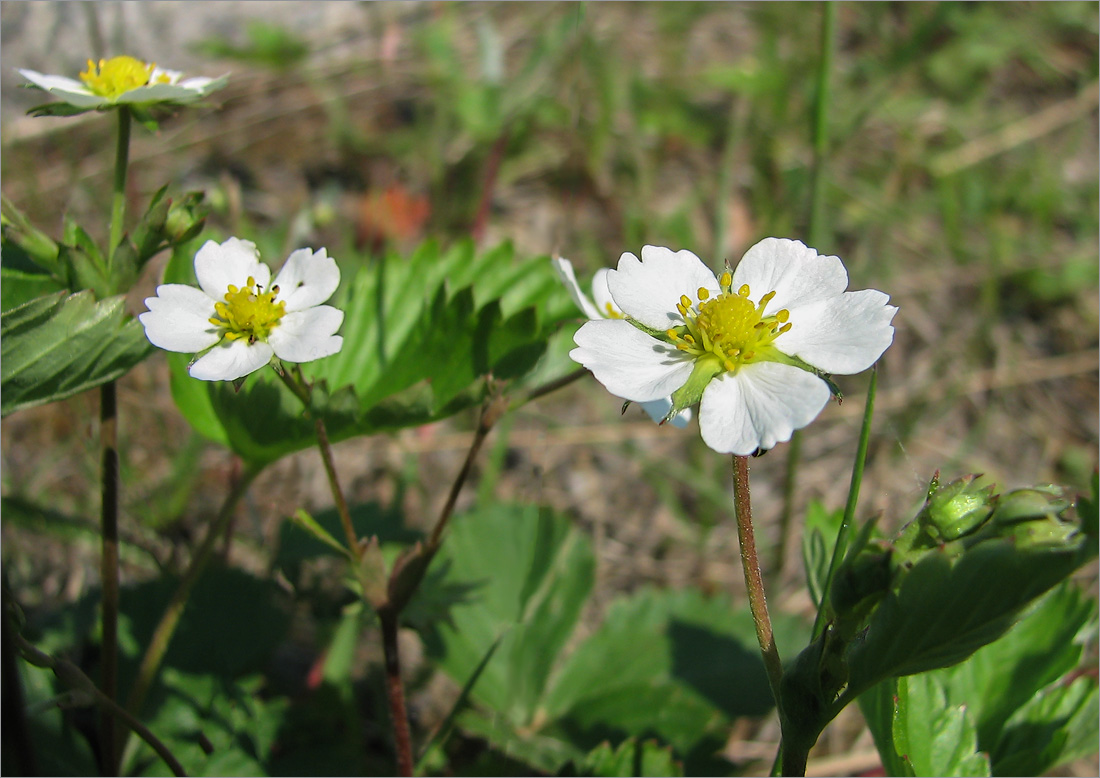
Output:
209 277 287 344
79 56 169 99
665 271 791 373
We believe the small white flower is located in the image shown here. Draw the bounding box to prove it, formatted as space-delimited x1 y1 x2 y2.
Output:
553 256 692 429
568 239 897 455
140 238 344 382
18 55 227 110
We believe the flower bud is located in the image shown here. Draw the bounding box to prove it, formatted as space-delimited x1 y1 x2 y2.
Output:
922 474 995 541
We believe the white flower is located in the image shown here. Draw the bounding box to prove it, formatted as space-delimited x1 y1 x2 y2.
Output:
553 256 691 429
140 238 344 382
568 239 897 455
18 55 227 109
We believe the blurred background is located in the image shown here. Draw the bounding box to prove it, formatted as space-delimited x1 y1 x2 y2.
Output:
2 2 1097 775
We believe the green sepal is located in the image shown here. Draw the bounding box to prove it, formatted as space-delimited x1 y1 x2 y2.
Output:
25 101 97 118
664 356 723 422
1 196 62 279
625 316 674 341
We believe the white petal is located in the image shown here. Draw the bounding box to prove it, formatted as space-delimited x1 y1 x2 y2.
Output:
139 284 220 352
189 339 273 381
733 238 849 313
698 362 831 455
607 246 720 330
149 67 183 84
268 306 345 363
590 269 620 318
778 290 897 374
18 69 105 107
570 319 694 403
194 238 269 301
552 257 604 320
272 248 341 312
118 82 207 104
638 398 692 428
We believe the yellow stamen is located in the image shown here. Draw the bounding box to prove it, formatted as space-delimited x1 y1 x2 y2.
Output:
79 55 156 99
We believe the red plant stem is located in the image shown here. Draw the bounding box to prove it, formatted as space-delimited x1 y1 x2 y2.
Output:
471 131 509 246
731 455 784 708
379 610 413 776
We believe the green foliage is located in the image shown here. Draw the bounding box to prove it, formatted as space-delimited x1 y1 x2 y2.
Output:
192 20 310 71
560 738 684 777
860 583 1098 777
421 502 809 774
164 239 573 467
0 290 153 416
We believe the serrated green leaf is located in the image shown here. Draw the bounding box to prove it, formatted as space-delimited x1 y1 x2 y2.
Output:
847 537 1089 693
990 676 1098 777
160 239 572 467
1 266 65 312
564 738 684 777
1 290 153 416
891 674 992 777
422 503 595 726
542 588 808 762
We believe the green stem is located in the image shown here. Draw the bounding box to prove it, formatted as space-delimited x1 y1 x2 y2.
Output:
731 456 784 709
124 463 259 721
108 107 131 266
278 366 361 560
99 381 120 773
812 366 878 642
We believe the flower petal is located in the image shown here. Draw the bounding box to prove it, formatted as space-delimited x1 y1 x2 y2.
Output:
189 339 273 381
733 238 849 313
268 306 345 363
139 284 220 352
272 248 341 312
698 362 831 455
590 269 620 318
552 257 604 320
778 290 897 374
194 238 269 301
638 398 692 428
571 319 694 403
118 82 208 104
18 69 105 107
607 246 720 330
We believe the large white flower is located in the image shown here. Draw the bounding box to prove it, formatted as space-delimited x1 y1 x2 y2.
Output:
18 55 227 110
554 256 692 429
569 239 897 455
140 238 344 382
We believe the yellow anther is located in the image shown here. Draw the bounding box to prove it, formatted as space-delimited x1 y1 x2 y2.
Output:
719 271 732 288
697 287 710 301
760 291 776 306
679 294 692 309
776 309 790 323
738 284 751 297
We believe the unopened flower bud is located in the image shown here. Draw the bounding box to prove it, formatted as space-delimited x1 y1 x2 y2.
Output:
923 475 995 541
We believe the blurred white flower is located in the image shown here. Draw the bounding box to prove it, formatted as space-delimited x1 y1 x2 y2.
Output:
553 256 691 429
18 55 227 109
569 239 897 455
140 238 343 382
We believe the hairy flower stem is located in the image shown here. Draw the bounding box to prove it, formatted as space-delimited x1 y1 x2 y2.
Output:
379 610 414 776
124 463 259 723
731 455 785 725
100 104 131 773
313 414 360 560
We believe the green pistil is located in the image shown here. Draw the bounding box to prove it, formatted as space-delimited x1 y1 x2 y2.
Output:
209 277 286 344
666 271 790 374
